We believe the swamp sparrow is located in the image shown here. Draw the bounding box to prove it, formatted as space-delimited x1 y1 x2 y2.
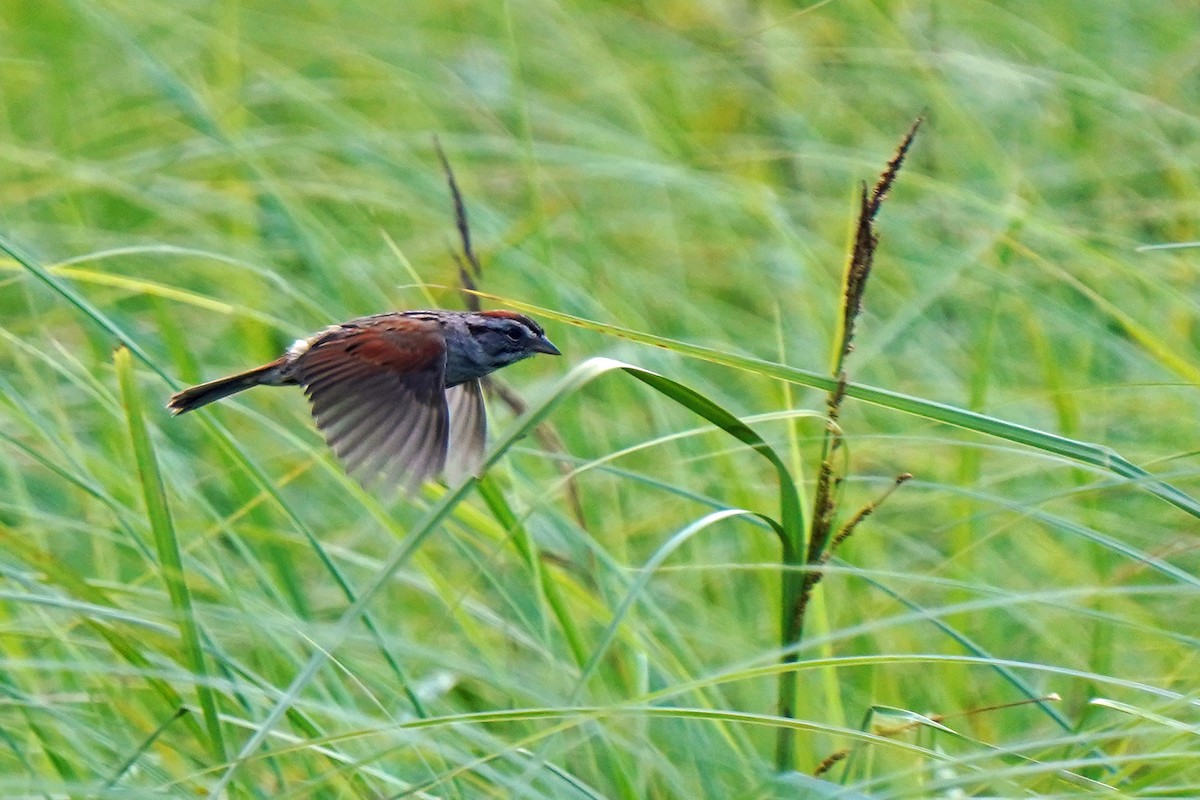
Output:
168 309 560 490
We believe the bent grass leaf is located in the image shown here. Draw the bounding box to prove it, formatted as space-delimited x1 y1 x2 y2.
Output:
482 299 1200 520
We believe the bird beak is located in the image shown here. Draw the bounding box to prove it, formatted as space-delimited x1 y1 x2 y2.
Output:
532 335 561 356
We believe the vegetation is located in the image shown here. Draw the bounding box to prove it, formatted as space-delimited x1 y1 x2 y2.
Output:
1 1 1198 796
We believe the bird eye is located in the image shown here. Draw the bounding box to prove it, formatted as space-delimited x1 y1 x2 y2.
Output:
505 327 524 342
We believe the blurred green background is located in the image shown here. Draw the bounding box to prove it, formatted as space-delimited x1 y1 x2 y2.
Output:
2 1 1199 797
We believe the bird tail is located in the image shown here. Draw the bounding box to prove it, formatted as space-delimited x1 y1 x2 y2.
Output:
167 359 286 415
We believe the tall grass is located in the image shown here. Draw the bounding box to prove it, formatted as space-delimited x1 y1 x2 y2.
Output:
2 1 1199 797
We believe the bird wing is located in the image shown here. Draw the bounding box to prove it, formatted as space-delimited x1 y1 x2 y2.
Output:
445 379 487 482
290 319 449 492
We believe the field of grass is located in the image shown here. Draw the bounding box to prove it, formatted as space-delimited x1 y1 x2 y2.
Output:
2 1 1200 797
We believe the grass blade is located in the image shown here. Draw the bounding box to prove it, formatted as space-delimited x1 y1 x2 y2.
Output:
486 300 1200 520
115 347 226 762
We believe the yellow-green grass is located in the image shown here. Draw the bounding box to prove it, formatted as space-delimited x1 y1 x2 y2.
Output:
1 1 1199 797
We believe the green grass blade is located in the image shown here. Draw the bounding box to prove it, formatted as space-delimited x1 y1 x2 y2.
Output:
0 234 168 381
572 508 766 696
476 474 590 667
115 347 226 762
493 301 1200 520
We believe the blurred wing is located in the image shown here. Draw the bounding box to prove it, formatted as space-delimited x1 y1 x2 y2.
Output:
291 323 449 492
445 379 487 482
